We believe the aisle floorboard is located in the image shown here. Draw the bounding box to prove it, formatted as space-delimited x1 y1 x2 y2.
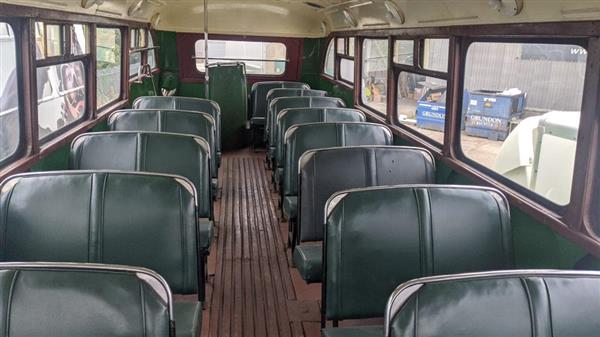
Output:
201 150 322 337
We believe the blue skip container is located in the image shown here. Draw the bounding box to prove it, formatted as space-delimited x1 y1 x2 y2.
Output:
464 89 526 141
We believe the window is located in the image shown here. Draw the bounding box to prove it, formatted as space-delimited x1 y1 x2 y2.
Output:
361 39 388 114
461 42 586 206
348 37 355 57
36 60 86 140
340 58 354 83
71 24 89 55
422 38 449 72
337 38 345 54
148 33 156 69
324 39 335 77
35 22 64 59
129 52 142 77
129 28 158 78
96 27 122 108
194 40 287 75
394 40 413 65
0 22 20 164
397 72 446 144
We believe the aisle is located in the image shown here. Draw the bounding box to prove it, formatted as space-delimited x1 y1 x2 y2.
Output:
201 150 322 337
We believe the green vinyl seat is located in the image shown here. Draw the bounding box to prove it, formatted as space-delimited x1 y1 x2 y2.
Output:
0 171 204 336
69 131 212 221
273 108 366 189
250 81 309 127
0 262 179 337
383 270 600 337
321 185 514 331
108 109 219 199
266 88 328 141
133 96 222 166
282 123 393 242
207 63 247 151
266 95 342 168
293 146 435 283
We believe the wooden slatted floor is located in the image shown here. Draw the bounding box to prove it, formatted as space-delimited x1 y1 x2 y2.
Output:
200 150 322 337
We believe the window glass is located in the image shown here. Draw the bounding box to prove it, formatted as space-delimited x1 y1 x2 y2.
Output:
337 38 345 54
194 40 287 75
71 24 89 55
462 42 586 206
139 28 146 47
34 22 45 59
423 38 449 72
340 58 354 83
394 40 414 65
45 24 63 58
148 33 156 69
348 37 355 57
324 39 334 76
129 52 142 77
36 61 86 139
96 28 122 108
397 72 446 144
0 23 20 162
361 39 388 114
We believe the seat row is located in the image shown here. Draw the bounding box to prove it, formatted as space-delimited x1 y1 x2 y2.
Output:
249 81 600 337
0 95 226 337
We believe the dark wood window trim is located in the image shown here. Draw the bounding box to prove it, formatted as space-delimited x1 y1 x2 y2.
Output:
323 20 600 256
0 4 148 179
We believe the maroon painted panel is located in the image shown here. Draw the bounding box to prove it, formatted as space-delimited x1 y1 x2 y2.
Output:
177 33 303 84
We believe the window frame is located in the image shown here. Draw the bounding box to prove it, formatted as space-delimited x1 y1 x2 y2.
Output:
324 24 600 255
0 3 147 178
34 19 94 144
390 37 450 148
191 38 289 77
96 25 125 111
128 27 159 81
321 37 336 80
0 19 25 167
336 37 355 85
454 36 590 214
358 37 390 116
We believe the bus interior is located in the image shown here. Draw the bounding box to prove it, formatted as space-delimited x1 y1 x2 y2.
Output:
1 0 600 336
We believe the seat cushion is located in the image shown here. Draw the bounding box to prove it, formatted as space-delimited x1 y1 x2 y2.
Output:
283 196 297 220
174 301 202 337
199 220 214 252
293 243 322 283
251 116 266 125
321 326 384 337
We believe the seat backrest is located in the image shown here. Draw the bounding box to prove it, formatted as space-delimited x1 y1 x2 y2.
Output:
267 95 341 147
385 270 600 337
0 172 199 294
298 146 435 243
0 171 198 294
275 108 366 168
108 109 217 179
250 81 309 119
323 185 513 321
284 122 393 197
0 262 174 337
69 131 212 218
132 96 221 154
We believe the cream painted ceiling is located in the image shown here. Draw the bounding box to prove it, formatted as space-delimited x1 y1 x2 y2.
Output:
2 0 600 37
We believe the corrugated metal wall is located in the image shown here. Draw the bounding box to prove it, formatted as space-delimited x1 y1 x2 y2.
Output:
463 43 586 112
